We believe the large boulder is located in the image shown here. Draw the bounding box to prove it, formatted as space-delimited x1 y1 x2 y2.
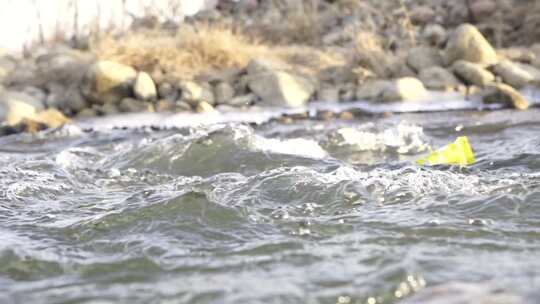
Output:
407 47 443 73
445 24 498 65
515 62 540 81
381 77 428 102
356 78 428 102
81 60 137 104
0 108 71 135
213 82 235 104
45 83 88 114
35 49 94 87
491 60 538 88
247 59 315 108
419 66 461 91
248 71 315 107
133 72 157 101
0 90 45 125
453 60 495 86
179 81 215 106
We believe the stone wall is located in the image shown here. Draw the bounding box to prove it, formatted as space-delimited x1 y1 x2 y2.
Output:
0 0 218 52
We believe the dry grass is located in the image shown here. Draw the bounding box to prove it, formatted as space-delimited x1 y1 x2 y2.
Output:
91 23 270 77
87 0 451 83
91 22 345 79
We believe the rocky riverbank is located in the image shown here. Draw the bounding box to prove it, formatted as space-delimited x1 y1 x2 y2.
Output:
1 0 540 134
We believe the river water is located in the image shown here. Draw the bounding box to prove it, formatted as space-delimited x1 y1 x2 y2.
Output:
1 107 540 303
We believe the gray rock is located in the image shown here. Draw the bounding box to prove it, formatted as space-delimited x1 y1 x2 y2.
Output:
46 84 88 114
247 60 315 108
316 87 340 102
96 103 120 115
491 60 536 88
356 80 391 101
445 23 498 65
381 77 428 102
453 60 495 86
179 81 215 106
4 61 38 87
339 83 357 102
22 86 47 102
248 71 315 107
76 108 98 119
214 82 235 104
0 90 45 124
410 5 435 24
224 93 255 107
423 24 447 47
35 50 94 87
156 99 192 112
197 68 241 84
81 60 137 104
356 78 428 102
195 101 216 113
395 64 417 78
419 66 461 91
2 90 44 111
133 72 157 101
515 62 540 80
246 58 287 75
470 0 497 20
319 65 357 85
118 98 152 113
176 101 193 112
497 48 536 63
234 74 252 96
407 47 443 73
157 82 179 101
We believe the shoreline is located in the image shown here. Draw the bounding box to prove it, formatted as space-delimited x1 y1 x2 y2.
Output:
1 0 540 134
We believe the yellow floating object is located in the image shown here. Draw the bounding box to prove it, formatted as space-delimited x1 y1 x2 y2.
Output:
416 136 475 166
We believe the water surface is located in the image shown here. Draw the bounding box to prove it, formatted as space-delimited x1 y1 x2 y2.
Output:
1 109 540 303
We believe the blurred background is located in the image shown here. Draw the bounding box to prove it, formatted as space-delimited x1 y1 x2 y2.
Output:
0 0 221 52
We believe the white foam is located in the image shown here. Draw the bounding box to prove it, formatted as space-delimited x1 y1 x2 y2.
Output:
55 147 100 169
255 137 328 159
330 122 430 154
